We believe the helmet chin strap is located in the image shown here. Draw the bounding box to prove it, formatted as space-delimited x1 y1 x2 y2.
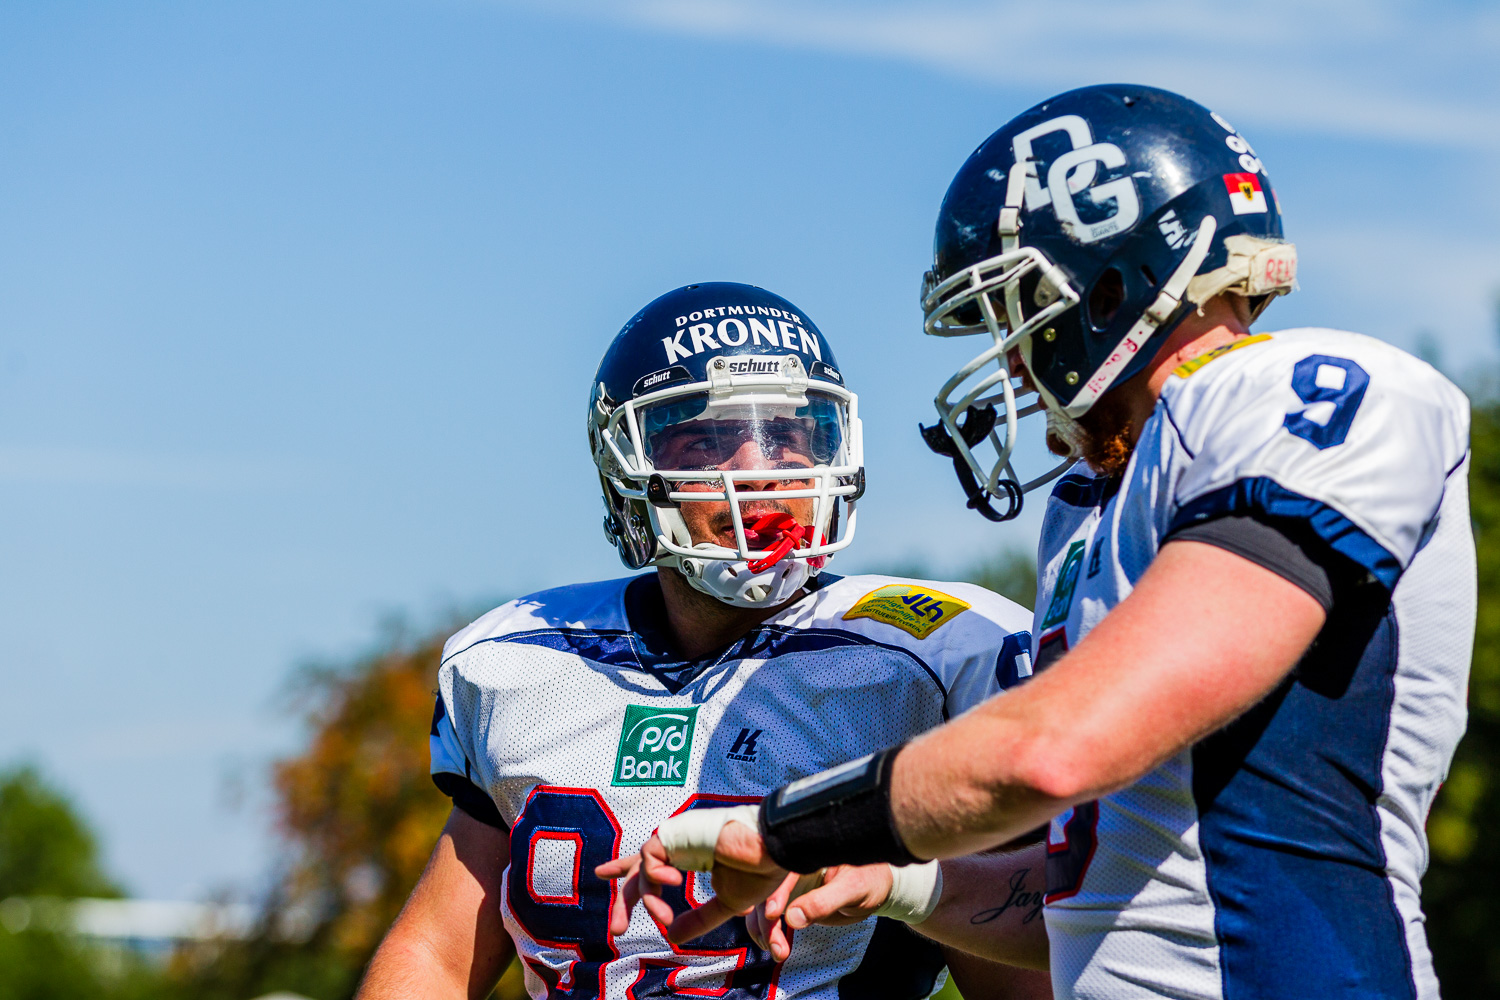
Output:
670 513 821 608
1062 214 1218 418
677 552 815 608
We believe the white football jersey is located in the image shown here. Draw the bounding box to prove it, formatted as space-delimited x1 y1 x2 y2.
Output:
1032 329 1474 1000
431 572 1034 1000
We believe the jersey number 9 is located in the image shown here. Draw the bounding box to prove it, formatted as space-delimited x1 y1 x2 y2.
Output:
1284 355 1369 450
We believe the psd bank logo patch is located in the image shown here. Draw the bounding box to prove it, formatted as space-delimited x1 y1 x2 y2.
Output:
612 705 698 787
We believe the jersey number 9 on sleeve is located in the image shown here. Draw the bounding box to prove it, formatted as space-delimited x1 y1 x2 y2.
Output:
1284 354 1369 449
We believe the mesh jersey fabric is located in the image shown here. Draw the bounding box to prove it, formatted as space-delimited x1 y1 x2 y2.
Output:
1033 329 1474 1000
431 572 1033 1000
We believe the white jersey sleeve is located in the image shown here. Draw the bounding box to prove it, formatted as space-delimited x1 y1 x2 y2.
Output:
1160 329 1470 588
429 579 630 827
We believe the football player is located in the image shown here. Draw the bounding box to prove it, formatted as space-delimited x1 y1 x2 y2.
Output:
607 87 1476 1000
355 282 1051 999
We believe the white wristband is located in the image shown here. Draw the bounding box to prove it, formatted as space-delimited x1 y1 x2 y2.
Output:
656 805 761 871
873 860 943 924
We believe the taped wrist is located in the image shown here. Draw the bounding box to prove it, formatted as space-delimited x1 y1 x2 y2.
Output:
874 860 944 924
760 745 920 873
656 804 761 871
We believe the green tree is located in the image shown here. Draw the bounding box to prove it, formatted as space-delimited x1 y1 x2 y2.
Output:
0 764 122 899
0 929 112 1000
0 765 166 1000
880 546 1039 611
960 548 1038 611
1423 391 1500 995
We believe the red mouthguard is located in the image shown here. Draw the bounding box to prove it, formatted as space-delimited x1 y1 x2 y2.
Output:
745 512 811 573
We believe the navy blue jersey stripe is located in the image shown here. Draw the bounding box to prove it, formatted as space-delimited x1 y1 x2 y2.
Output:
1193 606 1414 998
474 626 949 703
996 630 1033 688
1050 473 1120 509
432 770 508 830
1170 477 1403 589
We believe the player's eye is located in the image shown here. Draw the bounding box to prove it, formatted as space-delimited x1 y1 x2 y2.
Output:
763 429 809 452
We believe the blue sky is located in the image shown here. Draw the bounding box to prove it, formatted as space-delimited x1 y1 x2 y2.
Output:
1 0 1496 900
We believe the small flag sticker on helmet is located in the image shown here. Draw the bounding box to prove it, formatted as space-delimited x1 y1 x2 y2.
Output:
1223 173 1268 215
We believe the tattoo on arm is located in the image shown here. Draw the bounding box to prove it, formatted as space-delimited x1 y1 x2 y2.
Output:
970 867 1045 926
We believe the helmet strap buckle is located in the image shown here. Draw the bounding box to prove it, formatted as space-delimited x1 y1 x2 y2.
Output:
646 474 679 508
919 406 1022 522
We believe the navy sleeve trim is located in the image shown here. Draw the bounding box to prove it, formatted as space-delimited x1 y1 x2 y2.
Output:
432 772 507 830
1051 473 1121 509
995 630 1035 689
1166 514 1334 610
1169 478 1401 590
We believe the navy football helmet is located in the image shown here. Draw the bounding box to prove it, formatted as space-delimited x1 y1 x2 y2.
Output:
920 84 1297 519
589 283 864 606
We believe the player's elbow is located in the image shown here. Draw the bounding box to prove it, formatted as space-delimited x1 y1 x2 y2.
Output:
1005 736 1101 806
1016 759 1092 805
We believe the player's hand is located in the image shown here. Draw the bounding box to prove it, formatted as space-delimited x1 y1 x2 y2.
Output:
745 870 832 960
595 833 683 936
595 809 786 944
666 818 785 944
749 863 897 960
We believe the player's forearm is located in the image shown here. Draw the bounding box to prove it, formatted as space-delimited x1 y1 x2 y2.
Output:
891 543 1327 861
890 684 1081 861
357 928 487 1000
357 810 517 1000
914 846 1050 969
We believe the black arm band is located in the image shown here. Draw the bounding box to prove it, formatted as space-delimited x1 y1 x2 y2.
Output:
759 744 920 873
432 772 508 831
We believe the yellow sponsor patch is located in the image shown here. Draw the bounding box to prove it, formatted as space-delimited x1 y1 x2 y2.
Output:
842 585 971 640
1172 333 1273 378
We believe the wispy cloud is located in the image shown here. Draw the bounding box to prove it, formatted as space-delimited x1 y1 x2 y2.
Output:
0 446 302 490
523 0 1500 148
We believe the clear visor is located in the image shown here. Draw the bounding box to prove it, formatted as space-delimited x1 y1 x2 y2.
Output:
642 392 847 474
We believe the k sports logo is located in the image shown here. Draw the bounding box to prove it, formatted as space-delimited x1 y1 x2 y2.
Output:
1011 115 1140 245
612 704 698 787
662 305 823 365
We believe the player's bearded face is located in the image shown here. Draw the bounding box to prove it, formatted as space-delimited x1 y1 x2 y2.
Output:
1045 391 1137 479
649 419 817 549
1009 349 1136 479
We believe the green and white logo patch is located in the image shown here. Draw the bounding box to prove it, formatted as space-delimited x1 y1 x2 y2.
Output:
1040 540 1087 629
612 705 698 787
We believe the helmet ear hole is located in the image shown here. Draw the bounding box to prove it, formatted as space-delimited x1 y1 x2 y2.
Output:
1088 267 1126 331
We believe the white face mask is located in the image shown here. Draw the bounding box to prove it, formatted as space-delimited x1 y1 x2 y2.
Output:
674 544 815 608
593 354 864 606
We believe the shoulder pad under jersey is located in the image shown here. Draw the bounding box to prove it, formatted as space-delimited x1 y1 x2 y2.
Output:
1160 328 1469 586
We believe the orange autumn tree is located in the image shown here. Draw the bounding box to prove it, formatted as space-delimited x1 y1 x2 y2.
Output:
272 622 456 959
152 619 472 1000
